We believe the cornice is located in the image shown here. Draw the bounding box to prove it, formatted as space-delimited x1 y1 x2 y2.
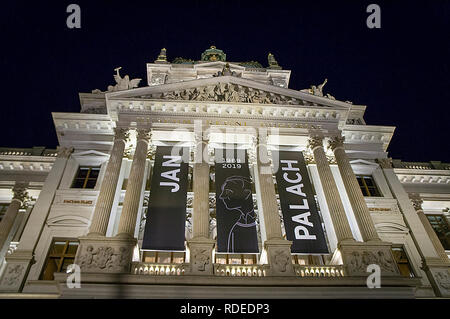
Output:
395 169 450 185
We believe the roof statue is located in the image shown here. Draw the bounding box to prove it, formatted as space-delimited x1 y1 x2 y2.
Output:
107 67 142 92
214 63 239 77
301 78 335 100
267 53 281 69
155 48 168 64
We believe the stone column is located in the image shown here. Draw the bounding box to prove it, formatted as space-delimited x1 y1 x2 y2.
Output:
116 129 151 238
409 194 449 263
329 136 380 242
75 129 150 275
0 183 28 253
88 128 129 236
255 132 294 276
308 136 354 243
188 131 215 275
0 147 73 292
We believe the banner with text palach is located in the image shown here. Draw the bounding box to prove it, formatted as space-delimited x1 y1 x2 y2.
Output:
215 148 259 254
142 146 189 251
275 151 328 254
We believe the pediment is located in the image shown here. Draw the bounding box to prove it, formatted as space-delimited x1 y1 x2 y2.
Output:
349 159 379 167
106 76 350 110
72 150 109 158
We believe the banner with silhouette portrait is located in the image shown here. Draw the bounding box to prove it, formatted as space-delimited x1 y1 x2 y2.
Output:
142 146 190 251
215 148 259 254
275 151 328 254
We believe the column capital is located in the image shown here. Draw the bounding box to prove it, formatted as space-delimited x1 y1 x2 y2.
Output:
12 184 28 204
409 193 423 211
56 146 74 159
308 135 324 151
136 129 152 142
114 127 130 142
328 135 345 152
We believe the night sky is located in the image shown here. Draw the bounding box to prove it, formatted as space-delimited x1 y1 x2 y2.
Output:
1 1 449 162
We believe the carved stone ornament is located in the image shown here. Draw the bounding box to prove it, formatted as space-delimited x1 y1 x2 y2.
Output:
408 193 423 211
326 154 337 165
192 248 210 272
273 250 291 273
12 184 28 204
345 249 398 275
435 269 450 290
140 83 316 106
78 244 132 273
1 264 24 286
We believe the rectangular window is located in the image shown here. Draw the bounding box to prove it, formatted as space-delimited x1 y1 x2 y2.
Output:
426 214 450 250
40 239 79 280
356 175 381 197
392 246 415 278
72 166 100 189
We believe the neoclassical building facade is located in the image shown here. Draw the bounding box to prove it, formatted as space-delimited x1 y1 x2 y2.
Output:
0 47 449 298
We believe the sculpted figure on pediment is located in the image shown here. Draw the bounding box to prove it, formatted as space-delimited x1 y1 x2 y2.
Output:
180 89 190 100
145 83 311 106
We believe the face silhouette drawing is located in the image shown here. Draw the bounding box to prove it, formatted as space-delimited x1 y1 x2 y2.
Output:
219 176 253 213
218 175 258 253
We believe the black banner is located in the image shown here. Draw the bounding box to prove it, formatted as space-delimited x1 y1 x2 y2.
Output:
215 148 259 254
275 151 328 254
142 146 189 251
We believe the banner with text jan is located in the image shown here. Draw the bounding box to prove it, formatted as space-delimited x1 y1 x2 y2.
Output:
275 151 328 254
215 148 259 254
142 146 189 251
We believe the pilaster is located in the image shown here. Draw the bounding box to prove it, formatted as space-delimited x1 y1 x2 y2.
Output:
0 182 28 253
0 147 73 292
253 130 294 275
188 130 215 275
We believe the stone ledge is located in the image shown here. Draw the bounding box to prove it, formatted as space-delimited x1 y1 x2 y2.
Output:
53 272 421 287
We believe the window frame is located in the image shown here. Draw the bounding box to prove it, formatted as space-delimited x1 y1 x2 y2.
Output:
40 238 79 280
425 213 450 251
356 175 382 197
391 245 415 278
71 166 100 189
